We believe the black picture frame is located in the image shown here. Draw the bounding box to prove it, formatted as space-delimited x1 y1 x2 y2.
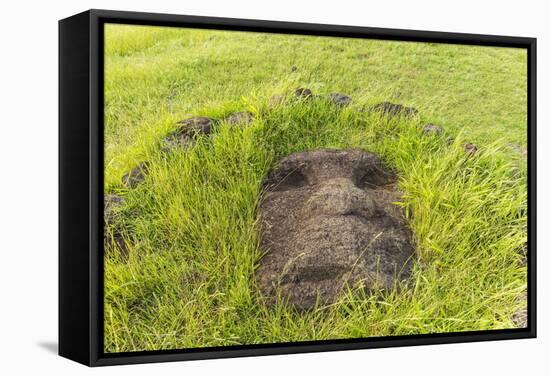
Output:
59 8 537 367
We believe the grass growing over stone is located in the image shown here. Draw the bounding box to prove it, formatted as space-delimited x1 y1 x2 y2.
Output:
103 24 528 352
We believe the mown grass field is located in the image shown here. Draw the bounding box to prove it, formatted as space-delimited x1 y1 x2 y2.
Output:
103 24 528 353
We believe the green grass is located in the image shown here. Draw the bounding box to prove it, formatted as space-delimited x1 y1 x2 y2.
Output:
103 24 528 353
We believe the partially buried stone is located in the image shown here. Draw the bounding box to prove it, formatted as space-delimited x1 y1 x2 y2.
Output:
328 92 352 107
373 102 418 117
163 116 215 150
295 87 313 98
226 111 254 125
256 148 416 309
422 123 444 135
176 116 214 136
464 143 478 156
122 161 149 188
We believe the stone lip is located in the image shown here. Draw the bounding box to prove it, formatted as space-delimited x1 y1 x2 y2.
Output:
256 148 416 310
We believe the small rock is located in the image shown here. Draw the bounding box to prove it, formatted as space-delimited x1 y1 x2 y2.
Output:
269 94 286 107
122 162 149 188
464 143 478 156
295 87 313 98
373 102 418 117
257 149 415 309
422 123 444 135
328 93 352 107
226 111 254 125
176 116 214 136
163 116 215 150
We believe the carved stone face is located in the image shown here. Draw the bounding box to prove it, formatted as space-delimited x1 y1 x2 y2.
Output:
256 149 416 309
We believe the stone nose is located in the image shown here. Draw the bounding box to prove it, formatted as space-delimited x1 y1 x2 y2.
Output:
301 177 377 217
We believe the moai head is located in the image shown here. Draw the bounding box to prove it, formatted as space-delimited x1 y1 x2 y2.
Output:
256 149 415 309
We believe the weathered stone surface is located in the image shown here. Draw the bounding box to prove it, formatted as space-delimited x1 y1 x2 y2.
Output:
422 123 444 135
373 102 418 117
328 93 352 107
122 162 149 188
257 149 416 309
464 143 478 156
227 111 254 125
295 87 313 98
164 116 215 150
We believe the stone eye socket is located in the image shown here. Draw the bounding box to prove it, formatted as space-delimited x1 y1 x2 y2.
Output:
354 165 395 189
273 169 308 191
266 163 309 191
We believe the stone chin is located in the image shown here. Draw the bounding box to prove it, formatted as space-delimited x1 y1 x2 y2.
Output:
256 148 416 309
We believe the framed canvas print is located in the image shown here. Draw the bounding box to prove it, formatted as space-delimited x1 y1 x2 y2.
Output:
59 9 536 366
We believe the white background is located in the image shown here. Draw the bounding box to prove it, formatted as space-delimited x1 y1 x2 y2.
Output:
0 0 547 374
